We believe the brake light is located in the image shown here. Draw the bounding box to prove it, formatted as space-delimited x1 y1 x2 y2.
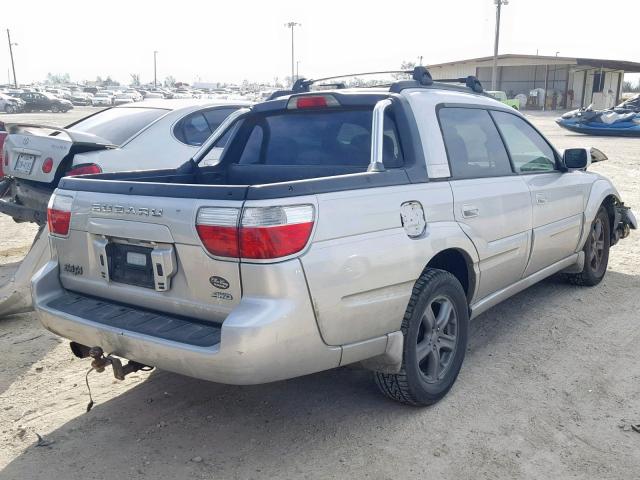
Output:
47 193 73 237
42 157 54 173
0 132 6 178
196 207 240 257
196 205 314 259
287 94 339 110
66 163 102 176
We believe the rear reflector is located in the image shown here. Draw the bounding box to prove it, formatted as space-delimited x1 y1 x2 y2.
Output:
47 194 73 237
196 205 314 260
287 94 340 110
66 163 102 176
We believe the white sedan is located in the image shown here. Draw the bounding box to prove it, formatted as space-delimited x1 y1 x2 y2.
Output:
1 99 250 223
91 91 114 106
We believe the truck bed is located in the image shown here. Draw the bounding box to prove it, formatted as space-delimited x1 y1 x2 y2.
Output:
57 160 412 201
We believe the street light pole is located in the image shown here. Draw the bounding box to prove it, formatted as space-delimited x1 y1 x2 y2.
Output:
284 22 301 87
7 29 17 88
491 0 508 91
296 60 300 80
153 51 158 88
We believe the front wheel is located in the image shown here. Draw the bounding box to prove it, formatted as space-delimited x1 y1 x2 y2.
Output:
51 104 60 113
5 104 15 113
566 206 610 286
375 269 469 406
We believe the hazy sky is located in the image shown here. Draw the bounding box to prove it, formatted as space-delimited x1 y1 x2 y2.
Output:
2 0 640 86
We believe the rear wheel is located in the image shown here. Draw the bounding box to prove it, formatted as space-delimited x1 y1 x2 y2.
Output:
375 269 469 406
566 206 610 286
5 104 15 113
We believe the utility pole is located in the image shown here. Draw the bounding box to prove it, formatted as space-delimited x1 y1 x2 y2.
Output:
284 22 301 87
296 60 301 80
491 0 508 91
7 29 17 88
153 51 158 88
418 55 423 66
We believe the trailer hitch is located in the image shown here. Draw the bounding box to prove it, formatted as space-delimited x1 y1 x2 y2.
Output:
71 343 154 412
87 346 152 381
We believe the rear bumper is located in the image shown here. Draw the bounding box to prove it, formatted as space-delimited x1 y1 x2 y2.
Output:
32 260 342 385
0 178 49 224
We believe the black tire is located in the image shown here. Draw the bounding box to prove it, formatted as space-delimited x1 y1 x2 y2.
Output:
566 206 610 286
375 268 469 406
51 104 60 113
5 104 15 113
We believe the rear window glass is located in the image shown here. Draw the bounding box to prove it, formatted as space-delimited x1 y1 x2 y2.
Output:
68 107 168 145
231 109 403 168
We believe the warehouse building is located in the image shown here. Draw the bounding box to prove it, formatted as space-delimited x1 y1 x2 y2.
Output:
428 54 640 110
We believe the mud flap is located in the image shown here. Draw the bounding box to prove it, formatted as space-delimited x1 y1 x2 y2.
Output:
0 225 51 317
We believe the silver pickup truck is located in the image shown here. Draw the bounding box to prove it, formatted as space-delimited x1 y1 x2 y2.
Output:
32 68 636 406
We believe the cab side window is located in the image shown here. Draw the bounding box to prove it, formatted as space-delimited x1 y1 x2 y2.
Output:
438 107 512 179
491 111 557 173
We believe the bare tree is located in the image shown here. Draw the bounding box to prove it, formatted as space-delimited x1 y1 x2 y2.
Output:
130 73 141 86
164 76 176 88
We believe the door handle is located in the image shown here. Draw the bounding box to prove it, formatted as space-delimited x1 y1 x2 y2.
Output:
536 194 548 205
462 205 479 218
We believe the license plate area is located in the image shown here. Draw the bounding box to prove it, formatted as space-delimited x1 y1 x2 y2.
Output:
14 153 37 174
106 243 155 289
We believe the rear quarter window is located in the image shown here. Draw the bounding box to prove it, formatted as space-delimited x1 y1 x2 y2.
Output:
174 107 239 146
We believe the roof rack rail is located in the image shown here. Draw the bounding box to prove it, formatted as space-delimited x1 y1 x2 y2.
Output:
266 66 483 100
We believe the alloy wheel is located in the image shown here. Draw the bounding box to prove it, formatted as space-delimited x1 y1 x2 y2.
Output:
416 296 458 384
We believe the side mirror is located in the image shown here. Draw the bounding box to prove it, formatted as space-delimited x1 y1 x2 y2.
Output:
563 147 608 170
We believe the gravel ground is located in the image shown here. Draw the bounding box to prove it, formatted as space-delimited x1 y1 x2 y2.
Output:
0 110 638 480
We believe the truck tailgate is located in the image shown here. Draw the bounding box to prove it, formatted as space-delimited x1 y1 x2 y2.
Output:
50 189 242 324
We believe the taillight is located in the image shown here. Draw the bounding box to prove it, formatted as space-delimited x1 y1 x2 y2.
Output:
240 205 314 259
47 193 73 237
66 163 102 176
287 94 339 110
0 132 6 178
42 157 54 173
196 205 314 260
196 207 240 257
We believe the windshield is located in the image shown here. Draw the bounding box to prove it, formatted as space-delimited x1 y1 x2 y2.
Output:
68 107 168 145
219 108 404 168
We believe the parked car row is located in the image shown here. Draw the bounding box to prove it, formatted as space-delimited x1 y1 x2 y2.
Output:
1 67 636 407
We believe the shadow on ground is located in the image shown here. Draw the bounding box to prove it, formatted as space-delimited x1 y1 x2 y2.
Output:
0 269 637 479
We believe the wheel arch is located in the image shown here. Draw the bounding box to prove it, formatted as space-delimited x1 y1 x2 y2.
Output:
578 180 621 251
423 247 477 303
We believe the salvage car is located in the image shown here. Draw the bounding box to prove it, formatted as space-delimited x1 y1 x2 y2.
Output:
486 90 520 110
0 92 25 113
91 91 114 106
14 92 73 113
0 99 249 224
69 91 93 106
31 67 636 406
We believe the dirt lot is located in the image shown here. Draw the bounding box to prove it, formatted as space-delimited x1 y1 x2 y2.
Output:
0 110 639 480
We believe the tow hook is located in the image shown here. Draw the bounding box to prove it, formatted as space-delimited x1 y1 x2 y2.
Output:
87 346 152 381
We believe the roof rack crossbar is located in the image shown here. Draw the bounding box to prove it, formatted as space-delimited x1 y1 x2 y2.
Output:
266 67 483 100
